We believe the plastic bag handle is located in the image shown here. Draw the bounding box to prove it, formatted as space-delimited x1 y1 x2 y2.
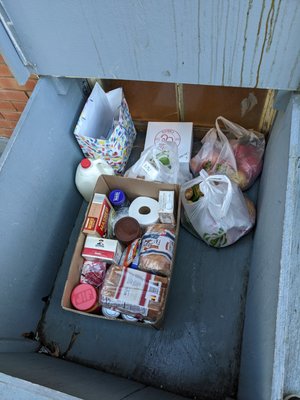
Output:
216 116 247 140
199 170 233 218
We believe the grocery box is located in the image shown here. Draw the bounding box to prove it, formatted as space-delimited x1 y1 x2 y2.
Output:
144 122 193 174
61 175 180 328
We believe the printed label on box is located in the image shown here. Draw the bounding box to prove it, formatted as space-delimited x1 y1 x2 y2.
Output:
83 194 112 237
82 236 121 263
145 122 193 164
159 191 175 224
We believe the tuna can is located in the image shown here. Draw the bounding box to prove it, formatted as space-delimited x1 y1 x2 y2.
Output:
121 313 139 322
71 283 100 313
101 306 120 319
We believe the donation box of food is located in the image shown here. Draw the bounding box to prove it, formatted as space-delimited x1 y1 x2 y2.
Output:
61 175 180 328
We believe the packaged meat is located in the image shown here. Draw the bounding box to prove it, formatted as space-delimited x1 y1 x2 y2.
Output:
138 224 175 276
100 265 168 322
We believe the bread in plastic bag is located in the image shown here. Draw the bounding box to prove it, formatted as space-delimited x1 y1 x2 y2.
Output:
138 224 175 277
100 265 168 322
190 116 265 190
125 141 180 184
181 170 255 247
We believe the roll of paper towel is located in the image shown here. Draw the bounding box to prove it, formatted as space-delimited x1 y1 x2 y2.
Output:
129 197 159 227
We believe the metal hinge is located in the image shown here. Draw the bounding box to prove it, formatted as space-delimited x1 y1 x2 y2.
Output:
0 1 36 70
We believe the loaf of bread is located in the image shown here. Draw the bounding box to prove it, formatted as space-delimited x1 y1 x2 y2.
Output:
138 224 176 277
100 265 168 322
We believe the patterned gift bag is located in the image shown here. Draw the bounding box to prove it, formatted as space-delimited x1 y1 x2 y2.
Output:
74 86 136 174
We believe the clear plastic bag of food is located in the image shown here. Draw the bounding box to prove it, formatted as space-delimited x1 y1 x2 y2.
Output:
190 116 265 190
138 224 175 276
125 141 180 184
100 265 168 322
181 170 256 247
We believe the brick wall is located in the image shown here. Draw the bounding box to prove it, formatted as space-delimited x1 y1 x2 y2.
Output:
0 55 37 138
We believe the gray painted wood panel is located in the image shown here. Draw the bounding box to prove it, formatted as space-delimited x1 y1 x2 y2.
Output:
0 77 85 340
238 97 292 400
238 94 300 400
1 0 300 89
275 94 300 398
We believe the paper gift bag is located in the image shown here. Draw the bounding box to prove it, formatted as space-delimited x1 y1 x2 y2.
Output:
74 83 136 174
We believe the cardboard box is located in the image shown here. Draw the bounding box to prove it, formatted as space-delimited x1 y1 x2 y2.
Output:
158 190 175 225
62 175 180 328
82 193 113 237
144 122 193 173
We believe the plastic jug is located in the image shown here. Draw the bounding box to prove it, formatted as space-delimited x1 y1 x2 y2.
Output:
75 158 114 202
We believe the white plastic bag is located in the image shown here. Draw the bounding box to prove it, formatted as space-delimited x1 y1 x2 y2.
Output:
181 170 255 247
190 126 237 180
190 116 265 190
125 141 180 184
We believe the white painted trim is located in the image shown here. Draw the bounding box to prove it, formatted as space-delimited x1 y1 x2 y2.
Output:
0 372 82 400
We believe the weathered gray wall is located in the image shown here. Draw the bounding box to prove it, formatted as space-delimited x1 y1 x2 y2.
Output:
1 0 300 89
238 95 293 400
275 95 300 398
0 78 85 349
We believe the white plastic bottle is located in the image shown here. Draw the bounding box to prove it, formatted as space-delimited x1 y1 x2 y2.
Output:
75 158 114 202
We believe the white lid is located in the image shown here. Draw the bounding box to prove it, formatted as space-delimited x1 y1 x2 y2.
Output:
121 313 138 322
101 307 120 318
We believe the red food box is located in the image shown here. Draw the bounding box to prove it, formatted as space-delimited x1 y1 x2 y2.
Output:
82 193 114 237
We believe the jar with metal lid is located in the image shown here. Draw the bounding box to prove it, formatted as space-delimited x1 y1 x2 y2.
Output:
109 189 130 210
108 189 131 234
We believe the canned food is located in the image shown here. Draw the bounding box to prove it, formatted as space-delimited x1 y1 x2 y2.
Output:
114 216 141 246
101 306 120 319
121 313 139 322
